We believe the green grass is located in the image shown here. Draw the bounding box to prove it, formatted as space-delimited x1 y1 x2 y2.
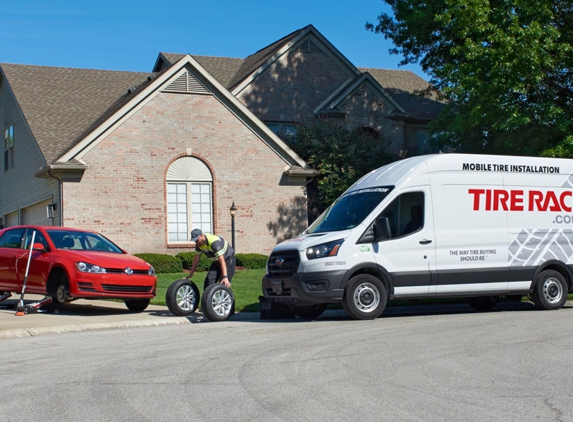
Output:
152 269 265 312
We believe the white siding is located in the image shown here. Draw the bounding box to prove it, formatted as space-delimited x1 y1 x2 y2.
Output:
0 73 60 225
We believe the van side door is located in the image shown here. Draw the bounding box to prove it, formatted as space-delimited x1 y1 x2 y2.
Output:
368 188 437 297
431 172 509 294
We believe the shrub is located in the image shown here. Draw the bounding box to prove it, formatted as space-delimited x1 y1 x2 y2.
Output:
135 253 182 274
236 253 268 269
175 252 211 272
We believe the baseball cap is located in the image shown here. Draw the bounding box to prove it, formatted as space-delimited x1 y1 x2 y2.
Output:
190 228 202 242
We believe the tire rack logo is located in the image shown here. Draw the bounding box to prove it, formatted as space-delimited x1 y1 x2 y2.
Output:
124 267 133 276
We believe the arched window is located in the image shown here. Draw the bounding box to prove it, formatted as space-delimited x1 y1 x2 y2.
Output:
166 157 213 243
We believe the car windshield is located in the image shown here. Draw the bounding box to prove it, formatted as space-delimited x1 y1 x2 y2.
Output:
307 186 394 234
46 230 124 253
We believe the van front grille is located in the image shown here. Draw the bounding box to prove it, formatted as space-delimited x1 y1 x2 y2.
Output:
268 250 300 277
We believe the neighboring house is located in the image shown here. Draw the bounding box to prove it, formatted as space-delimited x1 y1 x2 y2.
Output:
0 24 442 255
155 25 443 157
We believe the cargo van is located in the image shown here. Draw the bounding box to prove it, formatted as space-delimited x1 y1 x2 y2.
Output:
262 153 573 319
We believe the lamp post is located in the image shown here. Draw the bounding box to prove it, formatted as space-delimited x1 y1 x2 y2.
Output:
229 201 237 250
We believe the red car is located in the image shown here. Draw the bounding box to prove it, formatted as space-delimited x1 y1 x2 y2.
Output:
0 226 157 312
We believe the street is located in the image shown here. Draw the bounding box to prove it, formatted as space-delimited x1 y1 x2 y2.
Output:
1 302 573 421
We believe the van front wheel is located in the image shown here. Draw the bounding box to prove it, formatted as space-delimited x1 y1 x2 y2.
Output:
532 270 568 310
343 274 387 320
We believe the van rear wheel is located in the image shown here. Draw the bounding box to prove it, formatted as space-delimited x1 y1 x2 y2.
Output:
343 274 387 320
532 270 568 310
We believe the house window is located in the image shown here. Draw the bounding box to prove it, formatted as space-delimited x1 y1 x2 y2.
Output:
4 124 14 171
166 157 214 243
167 182 212 242
416 129 439 155
266 122 297 141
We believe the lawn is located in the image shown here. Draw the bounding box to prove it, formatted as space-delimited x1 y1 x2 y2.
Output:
152 269 266 312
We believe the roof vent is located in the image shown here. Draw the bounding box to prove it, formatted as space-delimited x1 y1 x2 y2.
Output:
294 39 322 54
127 85 138 94
163 71 210 94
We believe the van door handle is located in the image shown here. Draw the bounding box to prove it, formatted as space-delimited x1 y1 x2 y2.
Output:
419 239 432 245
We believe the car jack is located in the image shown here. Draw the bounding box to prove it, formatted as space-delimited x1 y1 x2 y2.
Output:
17 296 54 314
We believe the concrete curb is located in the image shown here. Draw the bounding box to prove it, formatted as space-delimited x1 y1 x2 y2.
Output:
0 316 191 339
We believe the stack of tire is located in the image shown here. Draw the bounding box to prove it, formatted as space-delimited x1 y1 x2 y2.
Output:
166 279 234 322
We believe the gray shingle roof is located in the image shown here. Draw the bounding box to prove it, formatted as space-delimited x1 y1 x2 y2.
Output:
360 68 443 120
157 32 442 121
0 63 153 163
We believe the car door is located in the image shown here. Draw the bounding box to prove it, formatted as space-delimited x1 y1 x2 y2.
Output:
372 188 437 297
0 228 25 291
15 228 52 294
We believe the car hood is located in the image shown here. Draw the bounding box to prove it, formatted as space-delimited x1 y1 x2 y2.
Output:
57 250 151 270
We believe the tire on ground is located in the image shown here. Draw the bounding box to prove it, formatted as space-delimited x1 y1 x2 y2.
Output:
166 279 200 316
201 284 234 322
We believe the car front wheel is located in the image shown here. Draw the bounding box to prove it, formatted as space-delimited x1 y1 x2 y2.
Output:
125 298 150 312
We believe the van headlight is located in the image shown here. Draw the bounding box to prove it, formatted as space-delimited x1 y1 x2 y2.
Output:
306 239 344 260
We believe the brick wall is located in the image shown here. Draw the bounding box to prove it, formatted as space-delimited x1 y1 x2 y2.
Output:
62 92 307 256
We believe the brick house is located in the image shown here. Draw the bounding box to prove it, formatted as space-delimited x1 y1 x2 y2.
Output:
0 25 442 255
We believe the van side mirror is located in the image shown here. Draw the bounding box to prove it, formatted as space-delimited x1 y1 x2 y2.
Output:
374 216 391 241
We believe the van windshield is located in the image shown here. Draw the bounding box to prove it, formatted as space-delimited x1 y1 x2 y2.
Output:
307 186 394 234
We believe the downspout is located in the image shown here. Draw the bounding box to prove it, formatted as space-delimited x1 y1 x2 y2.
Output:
47 170 63 226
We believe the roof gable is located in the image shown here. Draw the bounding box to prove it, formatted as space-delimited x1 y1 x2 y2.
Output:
230 24 360 97
0 63 152 164
57 55 310 169
360 68 444 120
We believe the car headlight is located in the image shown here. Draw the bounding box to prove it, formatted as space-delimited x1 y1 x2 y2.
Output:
75 262 106 273
306 239 344 260
147 264 156 276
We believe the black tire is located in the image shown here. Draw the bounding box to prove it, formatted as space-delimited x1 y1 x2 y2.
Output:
531 270 568 310
467 296 498 311
166 279 200 316
125 298 150 312
343 274 387 320
290 303 328 319
201 284 234 322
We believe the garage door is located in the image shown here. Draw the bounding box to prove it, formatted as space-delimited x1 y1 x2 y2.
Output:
22 199 53 226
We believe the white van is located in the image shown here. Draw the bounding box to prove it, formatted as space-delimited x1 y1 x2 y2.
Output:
262 153 573 320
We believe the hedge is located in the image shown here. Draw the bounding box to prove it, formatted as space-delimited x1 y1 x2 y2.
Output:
135 253 182 274
137 252 269 274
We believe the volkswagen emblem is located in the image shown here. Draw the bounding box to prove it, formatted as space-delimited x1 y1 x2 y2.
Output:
124 267 134 276
275 258 285 266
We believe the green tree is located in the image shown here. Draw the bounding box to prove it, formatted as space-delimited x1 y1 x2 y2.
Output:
367 0 573 156
285 121 397 223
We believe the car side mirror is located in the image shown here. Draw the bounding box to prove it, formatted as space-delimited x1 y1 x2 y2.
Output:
33 242 46 252
373 216 391 241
